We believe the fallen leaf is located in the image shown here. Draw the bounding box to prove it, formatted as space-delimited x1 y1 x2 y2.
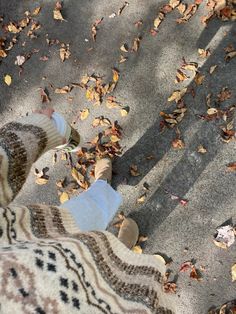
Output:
40 88 50 103
15 55 26 66
225 50 236 62
163 282 177 293
92 116 111 127
194 73 205 85
169 0 180 9
55 85 72 94
197 145 207 154
120 44 129 52
110 135 120 142
180 261 192 272
120 107 129 116
226 162 236 172
137 193 147 204
118 1 129 15
132 37 141 52
112 68 120 83
132 245 142 254
198 48 211 58
175 69 189 83
232 264 236 282
150 29 158 36
172 138 185 149
217 87 232 102
60 191 69 203
190 266 201 281
209 65 217 74
7 22 20 33
0 50 7 58
39 56 49 61
206 93 212 107
134 19 143 27
34 167 49 185
60 44 71 61
32 6 41 16
181 60 198 72
4 74 12 86
176 4 198 23
119 55 128 63
154 12 165 29
80 108 90 120
214 225 235 249
168 88 187 102
53 1 65 20
130 164 141 177
207 108 218 115
177 3 187 14
109 13 116 18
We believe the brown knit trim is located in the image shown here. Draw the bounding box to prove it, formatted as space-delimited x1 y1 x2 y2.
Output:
0 122 48 161
2 208 12 244
75 232 171 312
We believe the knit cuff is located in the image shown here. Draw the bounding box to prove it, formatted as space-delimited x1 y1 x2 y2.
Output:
19 113 64 153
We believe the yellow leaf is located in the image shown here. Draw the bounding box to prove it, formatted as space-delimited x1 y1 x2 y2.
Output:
4 74 12 86
110 135 120 142
80 108 90 120
7 22 20 33
86 87 95 100
132 245 142 254
32 6 41 16
71 167 84 183
60 192 69 204
35 177 48 185
120 107 129 116
232 264 236 281
112 69 119 83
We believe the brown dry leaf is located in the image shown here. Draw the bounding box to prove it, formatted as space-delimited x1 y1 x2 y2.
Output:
132 245 142 254
0 50 7 58
172 138 185 149
92 116 111 127
34 167 49 185
119 55 128 63
198 48 211 58
130 164 141 177
106 97 121 109
40 88 50 103
53 1 65 21
32 6 41 16
175 69 188 83
55 85 72 94
163 282 177 293
225 50 236 62
60 44 71 61
209 65 217 74
169 0 180 9
194 73 205 85
206 93 212 107
80 108 90 120
120 44 129 52
112 68 120 83
226 162 236 172
60 191 69 204
207 108 218 115
35 177 48 185
231 264 236 282
177 3 187 14
120 107 129 116
181 61 198 72
118 2 129 15
176 4 198 23
4 74 12 86
137 193 147 204
217 87 232 102
132 37 141 52
197 145 207 154
168 88 187 102
134 19 143 27
154 12 165 29
179 261 192 272
190 266 201 281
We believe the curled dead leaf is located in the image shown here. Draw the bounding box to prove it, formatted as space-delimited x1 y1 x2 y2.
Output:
194 73 205 85
130 164 141 177
112 68 120 83
197 145 207 154
209 65 217 74
137 193 147 204
120 43 129 52
53 1 65 21
168 88 187 103
198 48 211 58
120 107 129 116
132 37 141 52
172 138 185 149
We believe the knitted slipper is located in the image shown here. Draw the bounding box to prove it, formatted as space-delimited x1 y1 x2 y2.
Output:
95 158 112 183
118 218 139 249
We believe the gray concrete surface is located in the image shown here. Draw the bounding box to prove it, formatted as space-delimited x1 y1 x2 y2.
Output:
0 0 236 313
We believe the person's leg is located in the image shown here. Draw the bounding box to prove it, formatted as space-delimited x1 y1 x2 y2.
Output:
60 158 122 231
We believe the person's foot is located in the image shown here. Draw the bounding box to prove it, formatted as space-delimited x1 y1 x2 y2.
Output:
118 218 139 249
95 158 112 183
